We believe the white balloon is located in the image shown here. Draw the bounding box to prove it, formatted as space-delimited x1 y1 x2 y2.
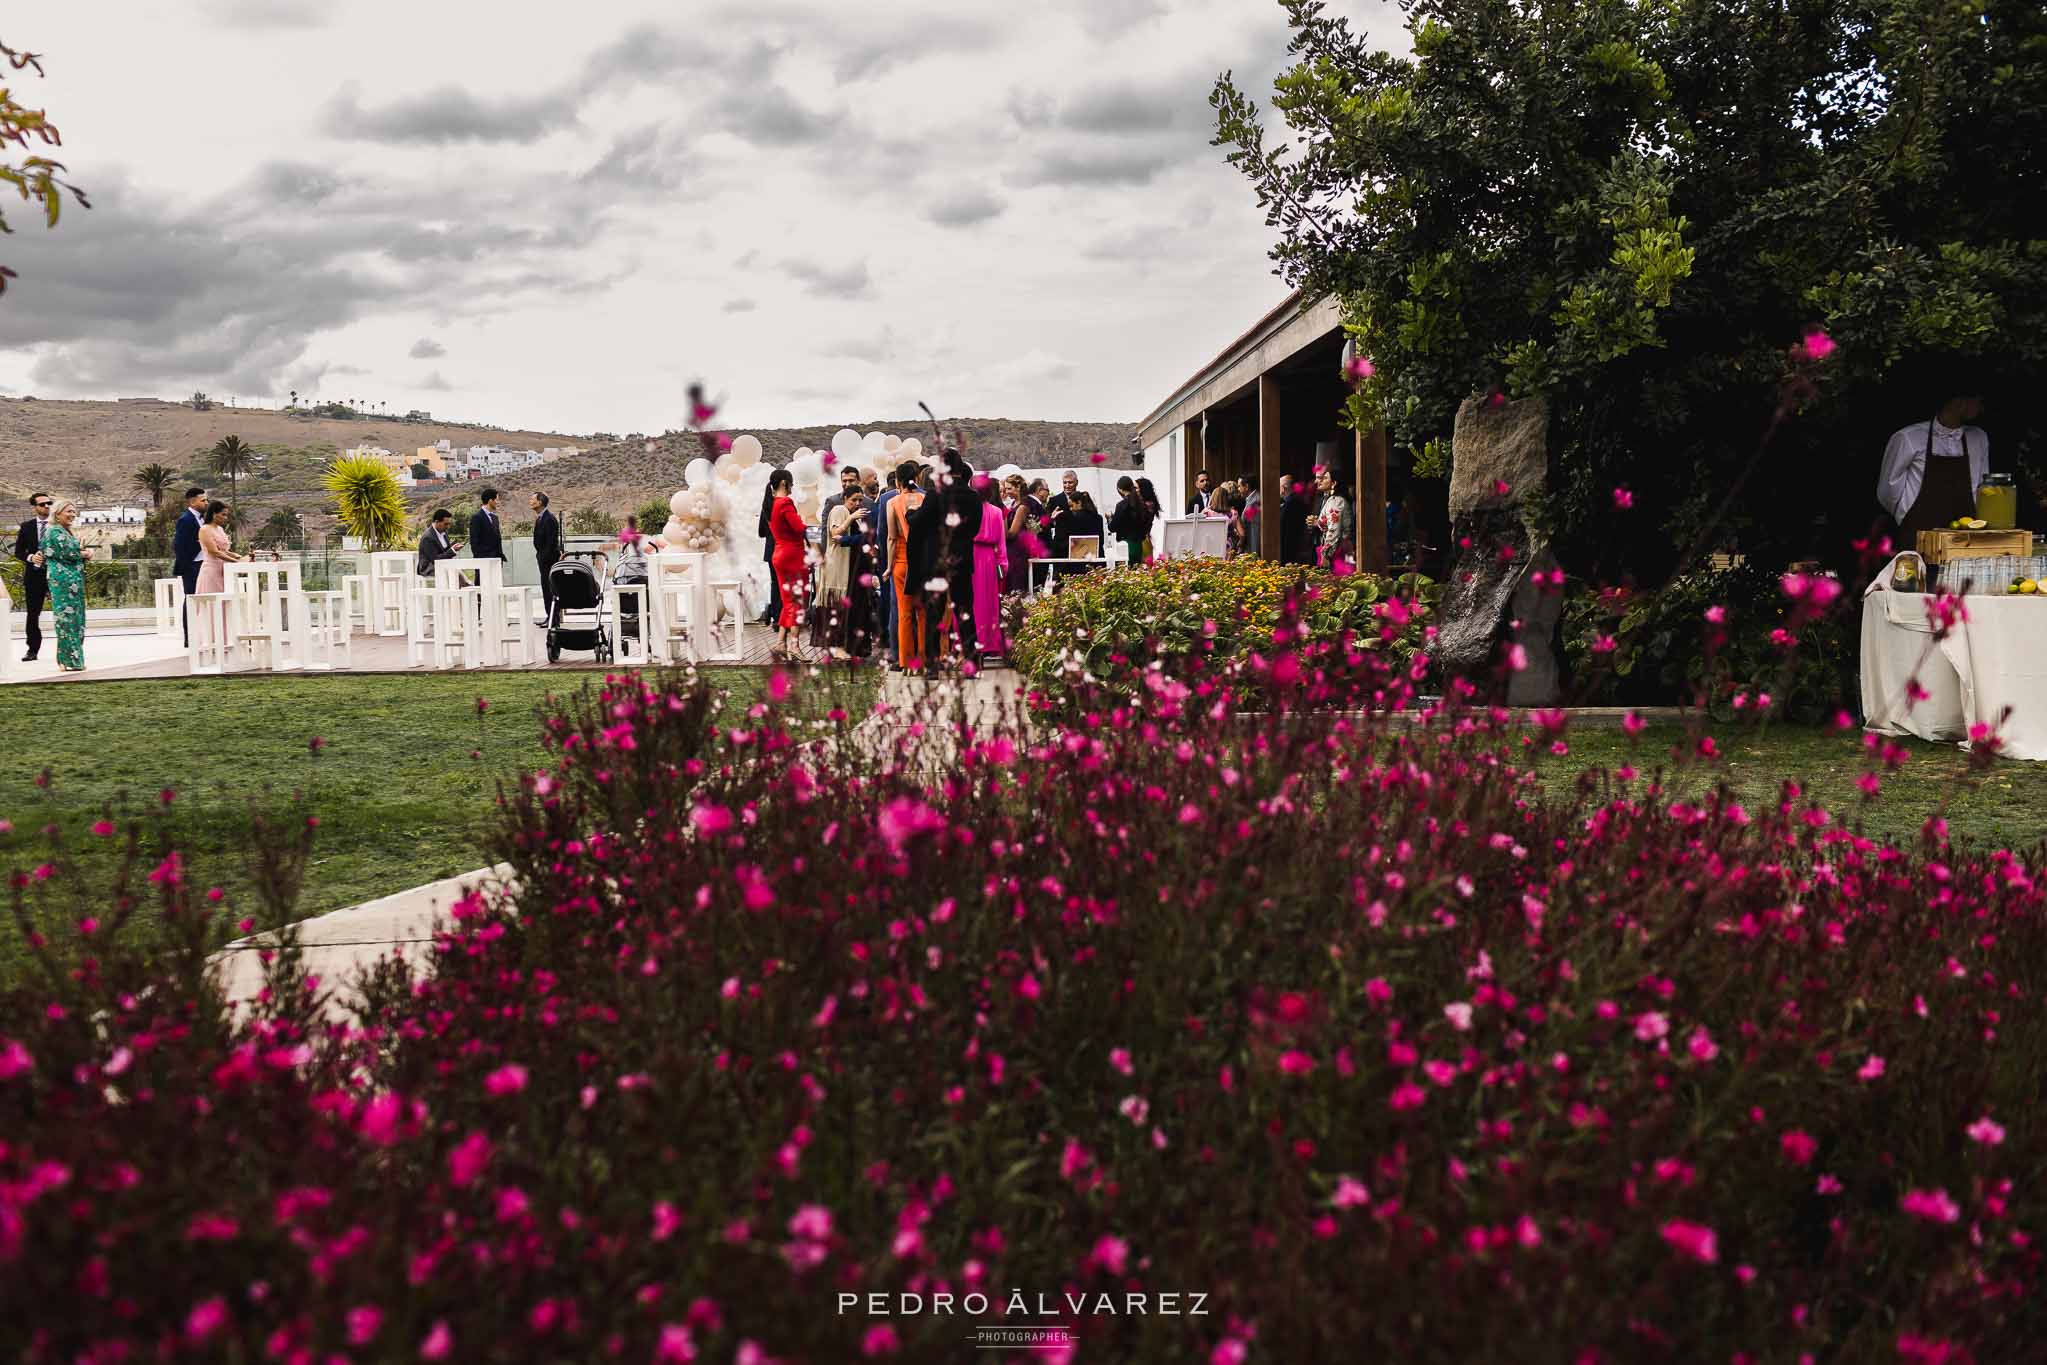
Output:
716 459 742 483
791 445 813 464
994 463 1024 482
731 434 763 468
831 428 863 461
900 437 922 459
789 452 823 485
862 430 888 455
881 434 903 455
669 489 690 516
684 457 713 488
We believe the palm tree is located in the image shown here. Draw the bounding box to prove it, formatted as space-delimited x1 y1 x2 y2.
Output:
210 435 254 513
132 462 174 507
289 389 298 411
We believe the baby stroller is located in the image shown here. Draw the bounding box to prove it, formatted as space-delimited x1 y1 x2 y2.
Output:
545 553 613 663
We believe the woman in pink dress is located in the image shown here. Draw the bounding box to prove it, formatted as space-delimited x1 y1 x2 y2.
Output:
195 500 242 593
971 491 1008 659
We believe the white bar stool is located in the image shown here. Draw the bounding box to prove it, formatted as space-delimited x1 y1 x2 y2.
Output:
488 585 535 666
703 577 748 661
411 585 475 669
369 552 413 636
301 590 352 671
154 578 185 638
187 593 237 675
342 574 372 633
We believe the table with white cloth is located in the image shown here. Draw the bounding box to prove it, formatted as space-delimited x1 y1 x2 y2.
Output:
1862 552 2047 759
433 556 506 666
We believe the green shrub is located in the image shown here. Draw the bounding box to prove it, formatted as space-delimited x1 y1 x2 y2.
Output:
1010 557 1437 706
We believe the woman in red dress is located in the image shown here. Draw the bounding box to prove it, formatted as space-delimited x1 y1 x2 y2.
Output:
767 468 810 662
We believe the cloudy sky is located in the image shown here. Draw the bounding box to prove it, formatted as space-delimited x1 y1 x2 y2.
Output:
0 0 1405 435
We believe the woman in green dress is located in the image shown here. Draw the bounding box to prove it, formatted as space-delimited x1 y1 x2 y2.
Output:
37 499 92 671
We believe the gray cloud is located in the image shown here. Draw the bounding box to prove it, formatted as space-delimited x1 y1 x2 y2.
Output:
1008 147 1175 188
783 258 871 300
204 0 326 27
723 86 834 147
927 190 1005 228
409 338 447 360
0 166 622 399
1077 0 1168 37
248 160 346 206
419 372 453 392
321 83 578 145
578 125 695 192
722 299 758 314
1059 86 1194 135
582 23 711 83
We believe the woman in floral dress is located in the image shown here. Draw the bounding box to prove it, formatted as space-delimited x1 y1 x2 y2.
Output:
40 499 92 671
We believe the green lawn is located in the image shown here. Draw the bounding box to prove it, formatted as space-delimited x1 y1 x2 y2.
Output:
0 667 873 980
1529 723 2047 853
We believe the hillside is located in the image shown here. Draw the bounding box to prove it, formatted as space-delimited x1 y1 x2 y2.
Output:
0 396 587 509
0 398 1137 534
531 419 1139 518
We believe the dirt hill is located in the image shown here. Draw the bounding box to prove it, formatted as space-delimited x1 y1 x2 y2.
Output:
0 398 1136 535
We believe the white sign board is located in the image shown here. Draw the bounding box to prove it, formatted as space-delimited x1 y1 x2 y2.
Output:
1159 517 1229 560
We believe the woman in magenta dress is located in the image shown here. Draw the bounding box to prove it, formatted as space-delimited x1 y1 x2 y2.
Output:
971 484 1008 659
767 468 809 662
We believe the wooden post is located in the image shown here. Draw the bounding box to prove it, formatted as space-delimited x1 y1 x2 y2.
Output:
1358 425 1389 573
1259 376 1282 561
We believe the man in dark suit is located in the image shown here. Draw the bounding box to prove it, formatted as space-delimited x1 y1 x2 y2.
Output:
171 485 207 645
530 490 561 623
873 465 903 666
468 487 505 564
1185 469 1212 515
1043 469 1081 557
417 508 460 578
11 491 53 661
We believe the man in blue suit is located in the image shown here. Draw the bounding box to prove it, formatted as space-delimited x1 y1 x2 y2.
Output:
467 487 505 565
171 485 207 645
873 465 902 666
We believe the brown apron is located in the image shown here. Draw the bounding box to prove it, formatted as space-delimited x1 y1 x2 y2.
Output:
1896 421 1976 538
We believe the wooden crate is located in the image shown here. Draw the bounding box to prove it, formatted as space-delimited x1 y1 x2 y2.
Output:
1915 529 2033 564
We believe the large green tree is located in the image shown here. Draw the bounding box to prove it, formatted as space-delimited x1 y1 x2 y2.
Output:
1215 0 2047 577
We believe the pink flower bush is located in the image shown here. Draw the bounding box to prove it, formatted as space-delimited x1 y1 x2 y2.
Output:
0 663 2042 1361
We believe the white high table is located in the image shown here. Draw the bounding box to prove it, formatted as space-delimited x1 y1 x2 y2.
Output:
224 559 303 671
1862 554 2047 760
433 557 507 666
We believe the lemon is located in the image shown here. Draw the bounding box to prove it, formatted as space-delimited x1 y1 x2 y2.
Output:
2023 580 2039 595
1968 518 1989 529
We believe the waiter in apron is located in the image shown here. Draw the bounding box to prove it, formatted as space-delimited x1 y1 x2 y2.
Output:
1876 387 1989 537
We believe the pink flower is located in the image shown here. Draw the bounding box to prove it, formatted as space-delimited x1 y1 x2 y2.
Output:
1967 1116 2007 1146
1364 978 1393 1007
1443 1002 1473 1031
877 797 946 858
656 1325 698 1362
421 1320 453 1359
691 804 734 836
1090 1235 1130 1275
449 1131 492 1187
1780 1131 1818 1166
1109 1047 1133 1076
185 1297 228 1344
1687 1027 1719 1062
346 1306 384 1347
1612 487 1634 510
1660 1220 1719 1264
1277 1050 1315 1076
1634 1012 1669 1042
1332 1176 1370 1209
1119 1095 1150 1124
485 1064 528 1096
1800 329 1836 361
1901 1189 1960 1224
1505 643 1528 672
788 1205 833 1242
861 1325 900 1357
1858 1055 1886 1081
357 1092 407 1146
0 1038 31 1080
1389 1081 1427 1112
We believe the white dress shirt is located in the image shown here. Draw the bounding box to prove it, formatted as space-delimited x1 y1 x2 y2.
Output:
1877 419 1989 522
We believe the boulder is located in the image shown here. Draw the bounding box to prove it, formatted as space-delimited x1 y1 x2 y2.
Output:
1447 395 1549 517
1431 396 1563 704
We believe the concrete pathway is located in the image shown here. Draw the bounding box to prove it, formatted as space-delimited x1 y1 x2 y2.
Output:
211 864 512 1018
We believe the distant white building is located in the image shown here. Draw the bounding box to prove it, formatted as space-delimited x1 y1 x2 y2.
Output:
462 444 546 476
78 505 147 526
